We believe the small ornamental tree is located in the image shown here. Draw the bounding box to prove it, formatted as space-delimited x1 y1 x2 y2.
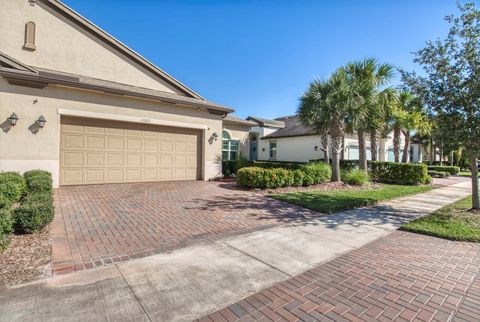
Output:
402 2 480 208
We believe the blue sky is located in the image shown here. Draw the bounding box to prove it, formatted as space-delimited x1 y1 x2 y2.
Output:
63 0 458 119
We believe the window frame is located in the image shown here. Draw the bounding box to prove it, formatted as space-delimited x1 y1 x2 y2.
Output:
222 131 239 161
269 141 277 160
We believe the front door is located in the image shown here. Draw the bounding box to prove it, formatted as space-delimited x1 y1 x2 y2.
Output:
250 141 257 161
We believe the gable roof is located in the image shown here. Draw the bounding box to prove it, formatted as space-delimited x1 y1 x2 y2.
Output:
0 52 233 113
262 115 316 139
246 116 285 128
38 0 203 99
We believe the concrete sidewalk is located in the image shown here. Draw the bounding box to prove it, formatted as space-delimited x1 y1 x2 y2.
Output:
0 181 471 322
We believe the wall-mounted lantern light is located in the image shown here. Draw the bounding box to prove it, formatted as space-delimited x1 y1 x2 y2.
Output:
314 146 319 151
36 115 47 128
211 132 218 141
262 148 266 152
8 113 19 126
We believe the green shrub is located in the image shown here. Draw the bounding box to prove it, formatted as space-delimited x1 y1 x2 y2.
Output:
428 166 460 175
25 174 53 193
13 192 54 233
302 175 315 186
0 207 13 235
340 160 360 172
291 169 305 186
23 170 52 181
369 161 430 185
253 161 305 170
222 159 254 176
0 172 26 208
236 167 296 189
343 169 369 186
300 162 331 184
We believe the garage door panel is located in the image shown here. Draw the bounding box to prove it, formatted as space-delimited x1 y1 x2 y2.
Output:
85 136 105 150
126 138 142 151
105 153 124 166
106 169 123 182
60 116 201 185
175 142 187 153
85 152 104 167
62 169 83 184
143 139 158 152
63 134 84 149
126 154 141 166
106 137 124 150
159 141 174 152
62 151 83 166
126 168 141 181
143 168 157 180
159 154 174 166
143 154 157 166
84 169 104 183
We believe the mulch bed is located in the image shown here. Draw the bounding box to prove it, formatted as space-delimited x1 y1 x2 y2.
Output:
0 228 52 288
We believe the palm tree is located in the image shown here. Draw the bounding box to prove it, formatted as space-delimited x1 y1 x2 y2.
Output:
345 59 394 171
298 68 358 181
400 109 430 163
378 88 399 160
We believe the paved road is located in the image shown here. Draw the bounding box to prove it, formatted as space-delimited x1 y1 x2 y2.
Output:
0 181 471 322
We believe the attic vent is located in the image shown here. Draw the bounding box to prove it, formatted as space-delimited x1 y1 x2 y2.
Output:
23 22 36 51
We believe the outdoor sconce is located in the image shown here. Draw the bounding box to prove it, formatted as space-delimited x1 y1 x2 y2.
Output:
8 113 19 126
211 132 218 141
36 115 47 128
262 148 266 152
314 145 319 151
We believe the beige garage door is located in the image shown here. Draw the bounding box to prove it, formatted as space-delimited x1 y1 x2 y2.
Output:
60 116 202 185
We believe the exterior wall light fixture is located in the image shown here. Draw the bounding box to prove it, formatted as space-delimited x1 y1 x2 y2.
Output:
314 145 319 151
8 113 19 126
36 115 47 128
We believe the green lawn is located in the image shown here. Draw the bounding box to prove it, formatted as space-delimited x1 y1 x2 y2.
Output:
402 196 480 242
458 171 471 177
271 184 433 214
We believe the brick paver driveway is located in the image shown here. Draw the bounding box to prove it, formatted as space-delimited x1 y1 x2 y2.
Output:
52 181 318 274
200 231 480 322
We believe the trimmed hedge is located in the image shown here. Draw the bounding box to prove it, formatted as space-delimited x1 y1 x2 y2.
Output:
236 164 329 189
0 207 13 250
428 166 460 175
13 192 54 234
0 172 26 209
369 161 430 185
222 160 254 176
24 171 53 193
300 163 331 184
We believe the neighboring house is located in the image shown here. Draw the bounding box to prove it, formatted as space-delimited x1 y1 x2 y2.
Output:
246 115 409 163
0 0 248 187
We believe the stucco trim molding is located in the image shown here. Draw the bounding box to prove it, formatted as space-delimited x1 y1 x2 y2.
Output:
57 108 208 130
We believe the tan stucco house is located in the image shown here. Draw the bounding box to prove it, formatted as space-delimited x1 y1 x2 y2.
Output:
0 0 253 187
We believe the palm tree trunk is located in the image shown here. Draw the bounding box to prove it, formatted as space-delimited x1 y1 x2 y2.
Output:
330 127 343 182
320 134 329 164
469 153 479 209
357 128 368 171
370 130 378 161
402 131 410 163
393 125 401 163
450 151 454 166
340 135 345 161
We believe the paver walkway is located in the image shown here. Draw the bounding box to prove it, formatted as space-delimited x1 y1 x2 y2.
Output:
200 230 480 322
52 181 318 274
0 181 472 322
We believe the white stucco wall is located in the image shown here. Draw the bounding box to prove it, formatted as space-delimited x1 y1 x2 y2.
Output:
0 0 181 93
